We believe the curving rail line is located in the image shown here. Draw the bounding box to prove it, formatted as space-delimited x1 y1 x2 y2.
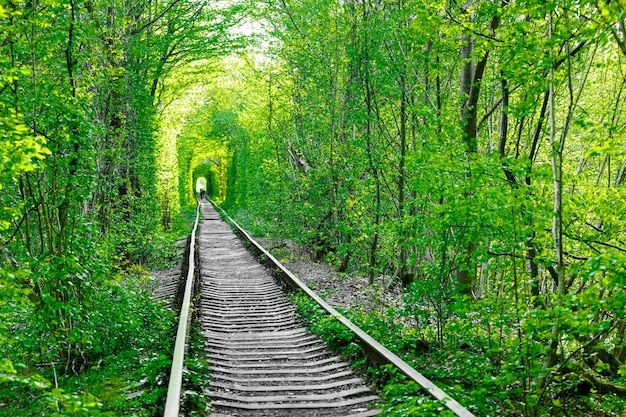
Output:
163 200 475 417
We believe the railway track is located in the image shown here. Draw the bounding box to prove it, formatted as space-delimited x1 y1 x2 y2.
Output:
163 201 475 417
199 203 380 416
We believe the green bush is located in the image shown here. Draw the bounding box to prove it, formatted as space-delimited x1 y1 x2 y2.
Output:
0 263 176 416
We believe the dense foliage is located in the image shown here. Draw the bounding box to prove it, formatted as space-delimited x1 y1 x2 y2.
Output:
3 0 626 414
180 0 625 415
0 0 239 414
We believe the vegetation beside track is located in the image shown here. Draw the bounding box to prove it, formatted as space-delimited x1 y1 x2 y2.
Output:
290 290 463 416
289 270 626 417
0 209 194 416
1 269 176 416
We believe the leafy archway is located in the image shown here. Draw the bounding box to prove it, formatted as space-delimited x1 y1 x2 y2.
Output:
193 162 218 199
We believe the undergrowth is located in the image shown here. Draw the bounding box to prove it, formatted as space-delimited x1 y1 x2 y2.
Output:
0 273 176 416
0 209 197 416
290 291 458 416
290 290 626 416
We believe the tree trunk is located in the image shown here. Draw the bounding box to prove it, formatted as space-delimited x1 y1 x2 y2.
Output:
361 0 380 285
457 10 501 295
398 76 410 286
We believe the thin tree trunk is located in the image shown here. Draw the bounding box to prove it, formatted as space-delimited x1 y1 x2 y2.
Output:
536 12 565 401
362 0 380 285
457 9 502 295
398 76 410 285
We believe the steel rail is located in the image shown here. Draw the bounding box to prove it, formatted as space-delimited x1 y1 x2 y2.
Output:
163 203 200 417
211 200 475 417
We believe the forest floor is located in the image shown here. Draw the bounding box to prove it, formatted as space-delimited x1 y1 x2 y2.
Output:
148 238 188 308
255 238 404 316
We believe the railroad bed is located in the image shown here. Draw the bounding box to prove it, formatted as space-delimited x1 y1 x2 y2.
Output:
198 202 381 417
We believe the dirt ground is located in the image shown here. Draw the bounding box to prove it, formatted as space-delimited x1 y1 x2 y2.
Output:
255 238 404 315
